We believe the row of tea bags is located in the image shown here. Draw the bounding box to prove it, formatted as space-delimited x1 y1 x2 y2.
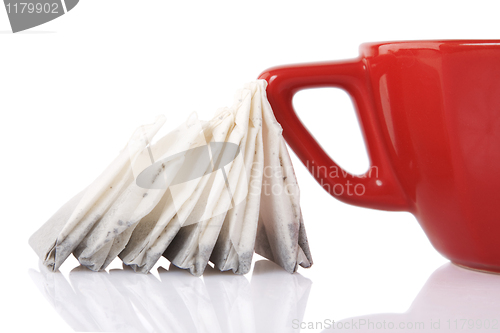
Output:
29 80 313 276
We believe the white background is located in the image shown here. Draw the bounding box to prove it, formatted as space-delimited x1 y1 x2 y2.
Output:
2 1 500 332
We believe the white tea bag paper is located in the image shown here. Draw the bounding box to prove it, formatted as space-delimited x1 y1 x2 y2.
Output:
29 80 313 276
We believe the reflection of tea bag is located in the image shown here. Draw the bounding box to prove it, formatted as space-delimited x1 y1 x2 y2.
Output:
204 266 256 333
29 80 312 275
251 260 312 333
30 260 313 333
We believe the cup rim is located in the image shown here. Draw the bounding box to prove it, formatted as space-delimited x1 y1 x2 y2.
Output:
360 39 500 57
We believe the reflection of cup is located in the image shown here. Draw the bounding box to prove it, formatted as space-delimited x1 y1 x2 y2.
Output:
259 40 500 272
331 263 500 332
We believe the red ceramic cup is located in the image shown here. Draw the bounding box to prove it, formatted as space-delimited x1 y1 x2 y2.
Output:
259 40 500 273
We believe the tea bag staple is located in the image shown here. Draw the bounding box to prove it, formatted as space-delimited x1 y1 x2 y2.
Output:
29 80 313 276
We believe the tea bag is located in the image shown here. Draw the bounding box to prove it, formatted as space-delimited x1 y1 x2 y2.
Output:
210 88 265 274
248 82 312 272
123 110 237 274
29 80 312 275
73 113 206 271
29 116 166 271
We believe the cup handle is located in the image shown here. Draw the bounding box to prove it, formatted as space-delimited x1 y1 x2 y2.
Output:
258 59 409 211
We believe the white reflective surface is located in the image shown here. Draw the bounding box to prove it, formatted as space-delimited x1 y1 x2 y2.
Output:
29 260 312 333
29 260 500 333
332 263 500 332
4 2 500 333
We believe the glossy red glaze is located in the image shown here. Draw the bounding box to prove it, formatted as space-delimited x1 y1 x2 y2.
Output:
259 40 500 272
